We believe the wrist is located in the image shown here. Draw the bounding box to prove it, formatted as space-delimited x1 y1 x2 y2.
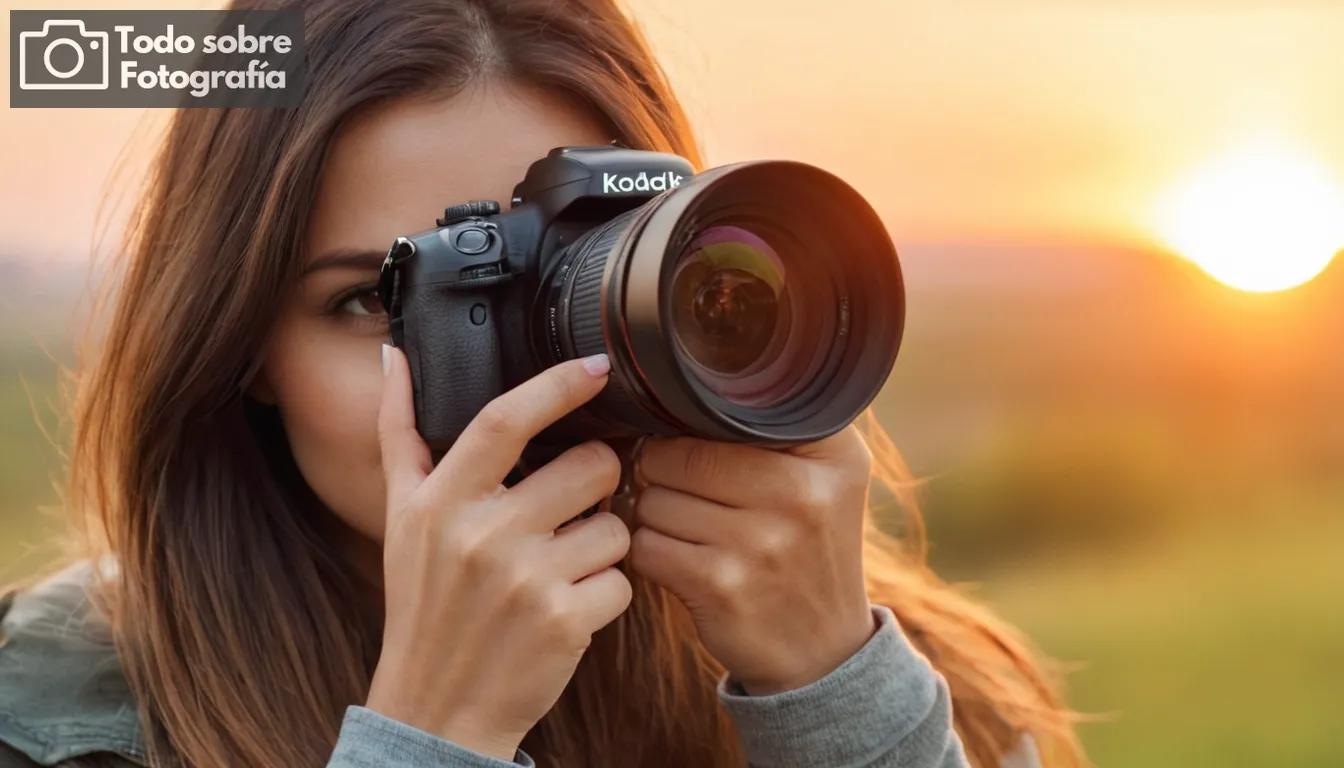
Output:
365 671 524 760
740 606 879 696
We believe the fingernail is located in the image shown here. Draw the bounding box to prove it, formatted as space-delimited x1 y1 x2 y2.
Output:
582 353 610 377
382 344 393 377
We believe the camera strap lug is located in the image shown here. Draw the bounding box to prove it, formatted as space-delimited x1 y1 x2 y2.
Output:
377 236 416 315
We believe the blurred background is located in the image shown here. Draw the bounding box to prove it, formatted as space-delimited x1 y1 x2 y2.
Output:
3 1 1342 766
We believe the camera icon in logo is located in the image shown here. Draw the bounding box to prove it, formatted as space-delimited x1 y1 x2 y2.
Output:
19 20 110 90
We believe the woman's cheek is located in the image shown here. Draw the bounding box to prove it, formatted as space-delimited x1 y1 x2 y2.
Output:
269 324 389 541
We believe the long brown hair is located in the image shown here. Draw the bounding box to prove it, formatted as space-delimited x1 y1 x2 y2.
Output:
65 0 1087 765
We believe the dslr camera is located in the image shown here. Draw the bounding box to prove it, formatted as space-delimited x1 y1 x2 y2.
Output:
378 145 905 467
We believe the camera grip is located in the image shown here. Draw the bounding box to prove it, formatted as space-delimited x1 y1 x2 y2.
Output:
402 284 502 451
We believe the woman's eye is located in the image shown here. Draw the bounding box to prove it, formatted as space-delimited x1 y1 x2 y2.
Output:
337 287 386 318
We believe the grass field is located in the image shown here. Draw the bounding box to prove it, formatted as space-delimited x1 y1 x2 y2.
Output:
979 512 1344 768
0 342 70 581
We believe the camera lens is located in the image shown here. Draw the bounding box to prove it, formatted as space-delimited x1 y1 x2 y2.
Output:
549 160 905 444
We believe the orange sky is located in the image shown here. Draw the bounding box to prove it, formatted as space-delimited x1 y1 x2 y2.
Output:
2 0 1343 262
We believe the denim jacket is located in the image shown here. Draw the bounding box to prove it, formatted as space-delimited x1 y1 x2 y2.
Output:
0 562 1033 768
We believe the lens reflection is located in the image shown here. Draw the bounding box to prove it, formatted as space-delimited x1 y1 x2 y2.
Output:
671 224 809 407
670 225 786 374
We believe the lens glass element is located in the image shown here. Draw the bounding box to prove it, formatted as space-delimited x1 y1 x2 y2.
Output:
670 224 809 408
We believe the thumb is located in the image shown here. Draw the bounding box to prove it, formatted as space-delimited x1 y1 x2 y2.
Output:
378 343 432 527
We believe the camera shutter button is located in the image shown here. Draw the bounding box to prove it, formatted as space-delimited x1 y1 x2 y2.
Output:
455 227 491 254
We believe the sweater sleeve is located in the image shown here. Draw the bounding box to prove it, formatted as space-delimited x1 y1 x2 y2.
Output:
327 707 535 768
717 606 973 768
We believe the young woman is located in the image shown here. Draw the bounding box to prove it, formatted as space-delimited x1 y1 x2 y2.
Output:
0 0 1087 766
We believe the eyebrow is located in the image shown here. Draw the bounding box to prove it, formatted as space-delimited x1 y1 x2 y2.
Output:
301 248 386 277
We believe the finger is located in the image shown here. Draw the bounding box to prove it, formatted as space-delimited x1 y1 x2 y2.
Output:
378 344 433 523
633 485 737 546
428 355 611 500
545 512 631 582
509 440 622 532
568 566 633 632
637 436 808 509
627 526 719 600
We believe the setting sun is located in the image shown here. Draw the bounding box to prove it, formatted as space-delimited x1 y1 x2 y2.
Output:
1155 144 1344 293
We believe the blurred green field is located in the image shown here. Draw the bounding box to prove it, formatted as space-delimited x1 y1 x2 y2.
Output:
980 513 1344 768
0 341 69 581
2 255 1342 767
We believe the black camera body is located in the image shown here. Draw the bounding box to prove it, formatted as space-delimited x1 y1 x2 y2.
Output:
379 145 694 455
380 144 906 467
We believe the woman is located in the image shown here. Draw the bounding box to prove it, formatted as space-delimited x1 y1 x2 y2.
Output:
0 0 1087 766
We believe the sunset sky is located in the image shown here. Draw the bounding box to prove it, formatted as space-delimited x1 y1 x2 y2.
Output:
2 0 1343 270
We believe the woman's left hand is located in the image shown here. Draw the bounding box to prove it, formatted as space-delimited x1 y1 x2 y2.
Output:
626 425 879 695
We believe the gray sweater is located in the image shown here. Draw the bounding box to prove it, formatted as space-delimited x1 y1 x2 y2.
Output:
0 562 1038 767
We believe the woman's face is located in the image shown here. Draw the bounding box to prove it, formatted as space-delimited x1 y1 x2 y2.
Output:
252 82 610 544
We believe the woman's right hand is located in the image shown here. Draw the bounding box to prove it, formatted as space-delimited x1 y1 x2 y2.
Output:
365 345 631 760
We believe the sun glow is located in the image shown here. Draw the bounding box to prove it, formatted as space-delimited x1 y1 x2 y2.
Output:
1155 144 1344 293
